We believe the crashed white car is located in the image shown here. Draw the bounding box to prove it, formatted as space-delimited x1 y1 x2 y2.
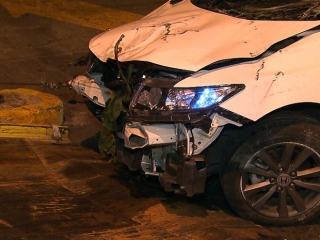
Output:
70 0 320 225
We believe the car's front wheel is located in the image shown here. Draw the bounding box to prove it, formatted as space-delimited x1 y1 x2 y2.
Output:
222 118 320 225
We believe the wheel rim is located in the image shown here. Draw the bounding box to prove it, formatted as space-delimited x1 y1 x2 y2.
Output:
241 142 320 218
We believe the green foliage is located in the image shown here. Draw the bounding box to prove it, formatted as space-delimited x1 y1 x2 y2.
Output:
98 82 131 161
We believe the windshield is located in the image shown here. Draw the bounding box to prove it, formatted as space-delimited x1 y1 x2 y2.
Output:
191 0 320 20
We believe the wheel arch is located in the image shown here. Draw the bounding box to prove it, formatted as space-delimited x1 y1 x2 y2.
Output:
206 104 320 177
255 102 320 123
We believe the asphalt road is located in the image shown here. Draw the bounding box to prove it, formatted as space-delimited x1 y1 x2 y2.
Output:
0 0 319 239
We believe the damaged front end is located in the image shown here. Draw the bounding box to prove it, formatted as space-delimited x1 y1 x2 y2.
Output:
124 77 244 196
68 0 320 226
68 0 318 196
70 51 245 196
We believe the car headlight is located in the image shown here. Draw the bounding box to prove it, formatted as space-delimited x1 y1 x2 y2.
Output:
131 84 245 111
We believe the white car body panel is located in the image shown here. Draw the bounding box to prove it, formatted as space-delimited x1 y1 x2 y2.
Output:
89 0 319 72
123 123 177 149
176 32 320 120
69 75 110 107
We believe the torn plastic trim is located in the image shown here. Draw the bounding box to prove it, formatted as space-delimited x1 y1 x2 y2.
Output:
189 113 242 155
123 122 177 149
127 102 251 129
214 107 252 125
159 153 207 197
128 109 211 123
123 111 244 155
69 75 111 107
140 145 175 176
74 51 193 91
175 113 245 156
115 141 143 171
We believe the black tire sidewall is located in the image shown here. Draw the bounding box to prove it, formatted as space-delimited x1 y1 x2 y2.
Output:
223 122 320 226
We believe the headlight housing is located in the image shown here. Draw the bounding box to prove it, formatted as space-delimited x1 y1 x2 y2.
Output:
165 86 240 110
131 82 245 112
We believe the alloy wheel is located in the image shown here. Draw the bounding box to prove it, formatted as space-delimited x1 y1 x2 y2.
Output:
242 142 320 218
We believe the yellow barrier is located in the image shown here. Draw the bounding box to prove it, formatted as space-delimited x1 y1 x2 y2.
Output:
0 123 70 143
0 88 64 125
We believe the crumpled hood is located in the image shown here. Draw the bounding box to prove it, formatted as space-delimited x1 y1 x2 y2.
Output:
89 0 320 72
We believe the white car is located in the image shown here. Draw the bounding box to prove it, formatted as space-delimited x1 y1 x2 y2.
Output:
70 0 320 225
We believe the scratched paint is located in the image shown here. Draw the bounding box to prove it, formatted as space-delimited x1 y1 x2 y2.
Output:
177 31 320 121
89 0 319 71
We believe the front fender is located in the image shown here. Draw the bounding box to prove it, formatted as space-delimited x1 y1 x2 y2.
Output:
175 31 320 121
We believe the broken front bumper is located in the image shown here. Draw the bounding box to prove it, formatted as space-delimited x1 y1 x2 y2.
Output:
121 120 224 196
123 122 176 149
69 75 110 107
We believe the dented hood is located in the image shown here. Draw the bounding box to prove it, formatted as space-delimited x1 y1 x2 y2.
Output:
89 0 320 71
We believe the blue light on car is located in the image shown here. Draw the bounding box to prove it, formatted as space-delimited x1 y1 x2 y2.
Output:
192 88 218 109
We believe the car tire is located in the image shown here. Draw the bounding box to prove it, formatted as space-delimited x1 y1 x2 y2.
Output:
221 113 320 225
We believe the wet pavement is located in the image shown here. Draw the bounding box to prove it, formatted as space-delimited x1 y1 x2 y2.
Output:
0 0 319 239
0 136 319 239
0 137 282 240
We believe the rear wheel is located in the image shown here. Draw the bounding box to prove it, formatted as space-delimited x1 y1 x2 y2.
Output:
222 115 320 225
